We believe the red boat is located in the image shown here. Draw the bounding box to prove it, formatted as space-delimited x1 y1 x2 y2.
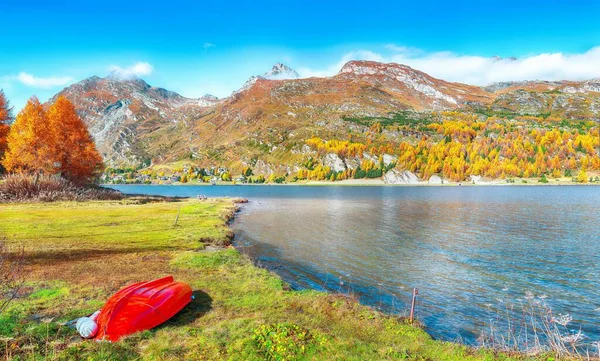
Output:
93 276 193 341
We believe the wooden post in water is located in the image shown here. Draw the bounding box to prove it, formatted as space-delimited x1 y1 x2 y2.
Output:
409 288 418 324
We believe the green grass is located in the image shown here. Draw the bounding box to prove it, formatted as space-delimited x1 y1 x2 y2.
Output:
0 198 232 252
0 199 549 360
27 287 69 301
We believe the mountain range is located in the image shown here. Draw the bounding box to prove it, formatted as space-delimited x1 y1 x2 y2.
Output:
49 61 600 173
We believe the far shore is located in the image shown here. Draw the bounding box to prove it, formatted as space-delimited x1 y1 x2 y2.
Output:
102 176 600 187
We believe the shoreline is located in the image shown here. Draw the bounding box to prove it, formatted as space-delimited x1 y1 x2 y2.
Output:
227 201 445 343
102 180 600 187
102 171 600 187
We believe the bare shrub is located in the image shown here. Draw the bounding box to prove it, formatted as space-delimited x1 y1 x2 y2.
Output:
478 291 589 358
0 173 123 202
0 237 24 314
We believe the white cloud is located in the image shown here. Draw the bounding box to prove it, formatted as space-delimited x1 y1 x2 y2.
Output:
16 72 73 88
297 50 384 78
109 62 154 78
298 45 600 85
203 42 215 50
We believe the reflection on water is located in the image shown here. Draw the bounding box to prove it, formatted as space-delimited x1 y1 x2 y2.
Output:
109 185 600 344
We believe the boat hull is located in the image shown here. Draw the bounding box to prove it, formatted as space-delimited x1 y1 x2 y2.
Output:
94 276 193 341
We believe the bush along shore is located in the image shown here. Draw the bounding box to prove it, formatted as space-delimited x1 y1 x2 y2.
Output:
0 174 123 202
0 197 584 360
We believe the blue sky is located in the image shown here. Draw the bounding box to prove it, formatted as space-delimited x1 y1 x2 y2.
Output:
2 0 600 111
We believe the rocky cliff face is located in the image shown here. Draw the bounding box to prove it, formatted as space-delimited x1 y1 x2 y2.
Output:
50 76 220 165
383 169 419 184
483 80 563 93
492 90 553 115
489 87 600 119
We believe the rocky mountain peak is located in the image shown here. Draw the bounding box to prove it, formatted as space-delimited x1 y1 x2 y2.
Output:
201 94 219 101
106 70 143 82
236 63 300 94
101 72 152 93
197 94 220 107
336 60 473 108
48 73 222 165
265 62 300 80
338 60 413 75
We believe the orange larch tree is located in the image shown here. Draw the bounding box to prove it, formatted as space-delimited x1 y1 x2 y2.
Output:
2 97 56 175
46 96 103 184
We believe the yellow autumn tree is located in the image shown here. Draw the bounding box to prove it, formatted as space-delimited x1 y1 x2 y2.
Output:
2 97 55 175
299 111 600 182
221 171 232 181
46 96 103 183
577 169 588 183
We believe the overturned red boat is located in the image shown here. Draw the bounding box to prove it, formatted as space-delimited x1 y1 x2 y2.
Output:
93 276 193 342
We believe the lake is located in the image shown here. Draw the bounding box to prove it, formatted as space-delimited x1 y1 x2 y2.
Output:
108 184 600 346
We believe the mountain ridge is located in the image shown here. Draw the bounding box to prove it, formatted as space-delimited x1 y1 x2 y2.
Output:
48 60 600 169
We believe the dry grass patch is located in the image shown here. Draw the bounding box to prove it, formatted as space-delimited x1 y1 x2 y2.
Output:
0 174 123 203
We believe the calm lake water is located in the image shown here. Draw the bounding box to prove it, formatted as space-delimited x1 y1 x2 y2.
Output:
109 184 600 345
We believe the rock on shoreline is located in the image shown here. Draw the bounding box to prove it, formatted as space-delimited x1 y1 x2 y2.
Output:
383 170 420 184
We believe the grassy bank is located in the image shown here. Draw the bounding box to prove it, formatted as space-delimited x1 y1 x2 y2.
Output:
1 198 543 360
